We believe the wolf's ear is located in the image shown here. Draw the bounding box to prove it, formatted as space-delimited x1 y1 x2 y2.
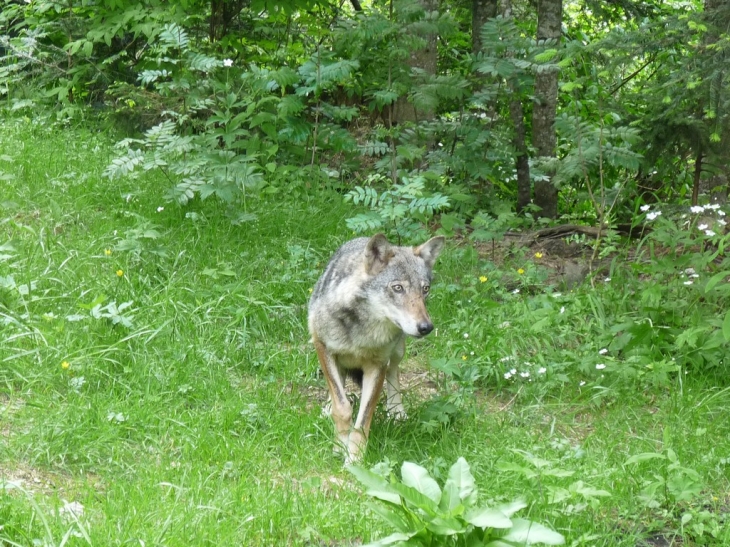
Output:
365 233 395 276
414 236 445 269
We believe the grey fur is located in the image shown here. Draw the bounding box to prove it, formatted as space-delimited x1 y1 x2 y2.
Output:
308 233 444 463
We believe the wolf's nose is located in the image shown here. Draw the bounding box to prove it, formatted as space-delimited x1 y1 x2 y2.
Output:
417 322 434 336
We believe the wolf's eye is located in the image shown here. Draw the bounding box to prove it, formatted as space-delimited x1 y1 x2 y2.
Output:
423 285 430 294
392 284 404 293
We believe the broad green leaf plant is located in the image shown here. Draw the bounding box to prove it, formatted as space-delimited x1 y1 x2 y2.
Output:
349 457 564 546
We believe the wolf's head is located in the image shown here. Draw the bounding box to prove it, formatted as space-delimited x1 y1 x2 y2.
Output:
363 234 445 338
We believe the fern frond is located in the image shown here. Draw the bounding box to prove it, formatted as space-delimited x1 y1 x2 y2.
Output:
359 141 390 156
188 53 219 73
103 149 144 179
159 24 189 50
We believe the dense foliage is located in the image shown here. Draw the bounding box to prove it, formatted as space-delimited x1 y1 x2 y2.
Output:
2 0 728 226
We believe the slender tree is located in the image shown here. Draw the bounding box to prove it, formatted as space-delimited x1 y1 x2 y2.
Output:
392 0 439 124
472 0 497 54
532 0 561 218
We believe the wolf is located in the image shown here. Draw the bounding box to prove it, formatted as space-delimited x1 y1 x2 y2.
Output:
308 233 444 463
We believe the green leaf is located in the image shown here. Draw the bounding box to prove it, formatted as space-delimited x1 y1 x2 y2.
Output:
401 462 441 503
625 452 666 466
367 502 413 534
502 519 565 545
704 270 730 293
496 500 527 517
534 48 558 63
363 532 414 547
571 481 611 499
347 465 401 505
426 516 465 535
723 310 730 342
448 457 477 502
495 461 538 479
542 469 575 478
464 507 512 529
439 479 461 512
390 482 439 513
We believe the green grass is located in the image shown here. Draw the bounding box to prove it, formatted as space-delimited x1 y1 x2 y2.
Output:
1 118 729 546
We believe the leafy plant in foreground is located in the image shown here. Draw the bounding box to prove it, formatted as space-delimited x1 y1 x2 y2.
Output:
348 457 564 546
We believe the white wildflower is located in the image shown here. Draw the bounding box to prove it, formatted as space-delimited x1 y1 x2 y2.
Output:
520 371 530 378
596 363 606 370
599 348 608 355
707 203 720 210
538 367 547 374
640 205 651 212
684 280 693 285
705 229 716 237
718 210 726 217
510 368 517 375
551 292 562 297
690 205 705 214
684 268 696 275
223 58 233 67
463 333 469 339
698 223 708 230
69 376 86 391
560 306 565 314
646 211 662 220
604 277 611 282
157 206 164 212
719 219 727 226
579 381 586 387
504 372 512 379
107 412 126 422
512 289 520 294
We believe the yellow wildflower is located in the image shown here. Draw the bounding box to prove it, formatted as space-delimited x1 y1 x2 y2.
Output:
462 355 467 361
116 269 124 277
61 361 70 370
534 252 543 259
479 276 488 283
104 249 112 256
517 268 525 275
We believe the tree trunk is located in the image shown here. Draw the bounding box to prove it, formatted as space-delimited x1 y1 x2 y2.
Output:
531 0 562 219
392 0 439 124
209 0 245 42
692 149 702 206
701 0 730 203
472 0 498 54
510 94 531 213
501 0 531 213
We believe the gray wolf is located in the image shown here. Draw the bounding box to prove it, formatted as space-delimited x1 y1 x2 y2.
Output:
308 233 444 463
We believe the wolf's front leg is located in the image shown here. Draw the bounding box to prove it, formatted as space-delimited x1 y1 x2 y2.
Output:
385 337 407 420
347 365 386 464
313 338 352 452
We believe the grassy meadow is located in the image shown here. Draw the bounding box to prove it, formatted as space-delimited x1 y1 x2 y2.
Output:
1 119 729 546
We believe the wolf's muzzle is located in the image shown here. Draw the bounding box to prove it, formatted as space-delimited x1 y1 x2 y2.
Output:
417 321 434 336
